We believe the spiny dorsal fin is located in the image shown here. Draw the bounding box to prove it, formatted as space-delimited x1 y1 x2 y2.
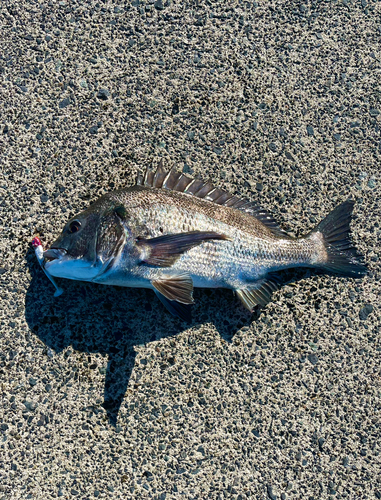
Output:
137 163 290 239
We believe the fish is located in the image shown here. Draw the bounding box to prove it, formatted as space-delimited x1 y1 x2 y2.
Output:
43 161 367 321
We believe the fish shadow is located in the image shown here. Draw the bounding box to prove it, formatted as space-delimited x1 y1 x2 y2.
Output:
24 248 255 426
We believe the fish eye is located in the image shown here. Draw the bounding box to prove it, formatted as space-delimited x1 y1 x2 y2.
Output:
68 220 81 234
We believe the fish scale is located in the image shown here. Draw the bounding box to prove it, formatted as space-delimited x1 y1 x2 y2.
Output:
42 164 367 321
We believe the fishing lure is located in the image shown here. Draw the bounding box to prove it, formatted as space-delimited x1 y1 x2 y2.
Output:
32 237 63 297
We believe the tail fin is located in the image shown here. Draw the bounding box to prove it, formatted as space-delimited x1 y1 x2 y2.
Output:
312 199 367 277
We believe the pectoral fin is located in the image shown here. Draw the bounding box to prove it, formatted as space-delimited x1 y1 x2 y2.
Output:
138 231 229 267
152 272 194 304
236 277 280 312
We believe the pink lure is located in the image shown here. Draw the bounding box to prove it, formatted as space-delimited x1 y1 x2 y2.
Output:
32 237 63 297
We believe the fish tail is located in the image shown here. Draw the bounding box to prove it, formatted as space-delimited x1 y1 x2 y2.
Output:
310 199 367 277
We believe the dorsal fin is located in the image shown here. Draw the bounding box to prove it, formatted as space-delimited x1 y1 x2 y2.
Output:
136 163 290 239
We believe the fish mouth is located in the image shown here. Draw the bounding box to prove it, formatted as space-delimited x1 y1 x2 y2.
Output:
43 248 67 264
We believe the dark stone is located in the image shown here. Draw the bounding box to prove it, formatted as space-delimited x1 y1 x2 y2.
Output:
89 126 98 134
308 353 318 365
0 423 9 431
40 194 49 203
59 97 70 108
285 151 295 161
318 437 325 451
0 267 7 275
172 101 179 115
269 142 277 152
267 484 277 500
307 125 314 136
369 108 379 117
97 89 110 100
155 0 164 10
359 303 373 320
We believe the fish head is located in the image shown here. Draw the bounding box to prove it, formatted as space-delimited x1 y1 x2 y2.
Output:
44 195 128 281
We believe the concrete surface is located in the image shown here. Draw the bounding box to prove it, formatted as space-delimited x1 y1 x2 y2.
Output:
0 0 380 499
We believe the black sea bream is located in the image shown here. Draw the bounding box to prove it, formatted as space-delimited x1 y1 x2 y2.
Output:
43 163 367 321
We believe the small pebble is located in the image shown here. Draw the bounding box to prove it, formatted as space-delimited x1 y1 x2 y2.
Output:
59 97 70 108
97 89 110 100
359 304 373 320
23 401 38 412
308 353 318 365
307 125 314 136
267 484 277 500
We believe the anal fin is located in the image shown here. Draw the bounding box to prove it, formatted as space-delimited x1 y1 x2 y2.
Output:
236 276 280 312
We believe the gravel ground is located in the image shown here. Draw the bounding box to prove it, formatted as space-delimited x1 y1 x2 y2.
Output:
0 0 380 499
